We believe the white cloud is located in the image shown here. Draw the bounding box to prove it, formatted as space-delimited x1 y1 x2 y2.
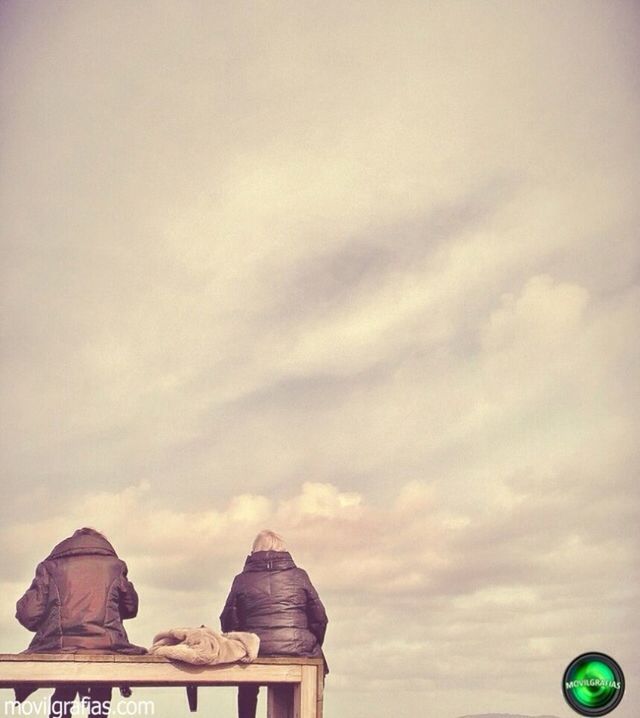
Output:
1 1 639 716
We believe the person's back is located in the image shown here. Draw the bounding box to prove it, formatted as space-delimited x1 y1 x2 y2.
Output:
17 528 141 654
16 528 144 718
222 549 326 657
220 530 328 718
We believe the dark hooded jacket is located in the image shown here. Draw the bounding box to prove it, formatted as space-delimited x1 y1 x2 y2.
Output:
220 550 328 670
15 530 145 654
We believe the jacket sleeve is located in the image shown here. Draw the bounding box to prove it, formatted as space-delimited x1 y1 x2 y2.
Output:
302 571 328 646
118 563 139 620
16 563 50 631
220 576 241 632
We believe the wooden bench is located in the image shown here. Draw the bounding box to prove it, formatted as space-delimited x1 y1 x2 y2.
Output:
0 654 324 718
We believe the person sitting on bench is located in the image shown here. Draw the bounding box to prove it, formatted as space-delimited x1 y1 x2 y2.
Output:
16 527 145 718
220 530 328 718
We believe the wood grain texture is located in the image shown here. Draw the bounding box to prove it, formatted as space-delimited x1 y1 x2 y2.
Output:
0 655 322 717
298 665 317 718
0 661 302 685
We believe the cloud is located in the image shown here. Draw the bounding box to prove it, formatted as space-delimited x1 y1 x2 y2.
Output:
1 1 639 716
3 474 637 693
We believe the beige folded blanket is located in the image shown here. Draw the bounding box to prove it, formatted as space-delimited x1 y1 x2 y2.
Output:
150 626 260 665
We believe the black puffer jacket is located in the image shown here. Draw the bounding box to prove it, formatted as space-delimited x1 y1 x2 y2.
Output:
220 551 327 668
16 530 145 654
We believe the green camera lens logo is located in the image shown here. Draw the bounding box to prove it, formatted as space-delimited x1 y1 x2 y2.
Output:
563 652 625 716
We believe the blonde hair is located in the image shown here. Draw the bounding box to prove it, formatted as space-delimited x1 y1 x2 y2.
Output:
251 530 286 553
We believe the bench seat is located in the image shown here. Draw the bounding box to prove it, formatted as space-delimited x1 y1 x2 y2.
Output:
0 653 324 718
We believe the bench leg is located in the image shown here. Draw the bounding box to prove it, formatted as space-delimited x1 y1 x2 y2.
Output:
186 685 198 712
316 669 324 718
267 684 293 718
295 665 318 718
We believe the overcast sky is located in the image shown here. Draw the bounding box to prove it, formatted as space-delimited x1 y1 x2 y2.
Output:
1 2 639 717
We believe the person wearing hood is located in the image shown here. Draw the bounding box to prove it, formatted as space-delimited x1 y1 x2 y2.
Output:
220 530 328 718
15 527 145 718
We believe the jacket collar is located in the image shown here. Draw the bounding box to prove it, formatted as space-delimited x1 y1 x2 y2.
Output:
243 550 296 572
47 532 117 560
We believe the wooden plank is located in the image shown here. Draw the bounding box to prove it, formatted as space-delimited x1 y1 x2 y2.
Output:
0 661 302 686
316 666 324 718
0 654 322 666
299 665 318 718
0 654 166 663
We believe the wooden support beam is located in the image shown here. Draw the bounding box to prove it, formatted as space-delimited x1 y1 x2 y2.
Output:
295 665 317 718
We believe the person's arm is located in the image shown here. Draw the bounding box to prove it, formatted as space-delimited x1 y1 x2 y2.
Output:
303 571 328 646
16 563 49 631
220 576 241 632
118 563 139 620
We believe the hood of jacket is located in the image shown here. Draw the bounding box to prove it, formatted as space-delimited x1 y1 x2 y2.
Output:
242 550 296 572
47 531 117 561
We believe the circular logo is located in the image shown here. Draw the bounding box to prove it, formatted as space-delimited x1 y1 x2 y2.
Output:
563 652 625 716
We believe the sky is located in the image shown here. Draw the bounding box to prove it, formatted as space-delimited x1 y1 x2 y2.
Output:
0 1 639 717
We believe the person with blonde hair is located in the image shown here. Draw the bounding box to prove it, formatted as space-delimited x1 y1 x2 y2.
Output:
251 529 286 553
220 530 328 718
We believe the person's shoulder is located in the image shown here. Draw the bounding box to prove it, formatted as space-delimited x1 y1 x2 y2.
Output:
290 566 313 582
100 556 131 578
